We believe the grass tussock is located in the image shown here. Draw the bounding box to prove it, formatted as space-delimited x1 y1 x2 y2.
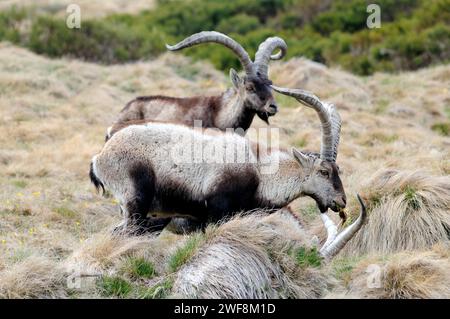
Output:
341 170 450 256
0 255 66 298
338 244 450 299
172 212 333 299
66 232 156 274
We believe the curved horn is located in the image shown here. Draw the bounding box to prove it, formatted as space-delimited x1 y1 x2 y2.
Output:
271 86 341 162
320 213 338 251
254 37 287 78
166 31 254 75
320 194 367 259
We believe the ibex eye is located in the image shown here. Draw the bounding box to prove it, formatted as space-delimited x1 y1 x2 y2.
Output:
320 170 329 177
246 84 256 92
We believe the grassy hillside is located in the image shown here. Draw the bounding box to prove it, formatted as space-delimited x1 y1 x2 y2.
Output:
1 0 449 75
0 42 448 298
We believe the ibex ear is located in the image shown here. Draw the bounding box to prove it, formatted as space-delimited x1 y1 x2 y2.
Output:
230 68 242 89
292 148 310 167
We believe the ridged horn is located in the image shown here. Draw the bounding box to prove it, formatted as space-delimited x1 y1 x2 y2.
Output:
271 86 341 162
254 37 287 78
166 31 254 75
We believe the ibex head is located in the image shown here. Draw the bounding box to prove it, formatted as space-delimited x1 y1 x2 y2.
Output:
273 86 346 213
292 149 346 213
166 31 287 124
230 70 277 122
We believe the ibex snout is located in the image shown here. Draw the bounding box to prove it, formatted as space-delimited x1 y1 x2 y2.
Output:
331 195 346 212
267 103 278 115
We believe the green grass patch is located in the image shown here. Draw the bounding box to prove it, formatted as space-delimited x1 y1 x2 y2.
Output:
431 122 450 136
367 195 383 212
168 233 203 272
292 247 322 268
374 133 398 143
403 186 421 210
374 99 389 114
12 180 27 188
98 276 132 298
444 106 450 120
123 257 156 279
275 94 298 108
54 206 78 219
294 137 307 148
298 203 319 222
330 256 360 285
137 278 173 299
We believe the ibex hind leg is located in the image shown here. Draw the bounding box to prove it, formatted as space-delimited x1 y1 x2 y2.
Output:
113 162 159 236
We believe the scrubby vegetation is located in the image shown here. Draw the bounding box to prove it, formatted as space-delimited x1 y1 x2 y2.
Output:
1 0 449 75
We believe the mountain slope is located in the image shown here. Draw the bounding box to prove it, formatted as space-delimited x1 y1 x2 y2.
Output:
0 43 448 298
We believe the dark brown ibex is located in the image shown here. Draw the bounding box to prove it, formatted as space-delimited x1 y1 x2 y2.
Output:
105 31 287 141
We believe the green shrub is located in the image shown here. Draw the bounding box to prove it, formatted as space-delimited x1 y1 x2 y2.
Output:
27 16 165 64
0 8 27 43
217 14 260 34
0 0 448 75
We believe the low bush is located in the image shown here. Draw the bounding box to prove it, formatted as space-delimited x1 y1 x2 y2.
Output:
0 0 448 75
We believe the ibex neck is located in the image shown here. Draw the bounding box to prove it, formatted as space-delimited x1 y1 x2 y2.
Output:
215 88 255 131
256 151 307 208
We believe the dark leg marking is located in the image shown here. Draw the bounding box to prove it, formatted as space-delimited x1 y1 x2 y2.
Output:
166 217 206 235
125 162 156 234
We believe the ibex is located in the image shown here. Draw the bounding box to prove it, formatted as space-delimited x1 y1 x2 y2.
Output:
105 31 287 141
90 85 365 240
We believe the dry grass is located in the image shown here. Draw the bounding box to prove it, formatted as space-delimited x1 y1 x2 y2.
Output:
340 170 450 256
331 244 450 299
0 255 66 298
0 42 448 298
173 212 332 299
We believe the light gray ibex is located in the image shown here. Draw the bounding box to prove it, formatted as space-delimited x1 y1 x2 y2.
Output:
105 31 287 140
90 84 365 251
